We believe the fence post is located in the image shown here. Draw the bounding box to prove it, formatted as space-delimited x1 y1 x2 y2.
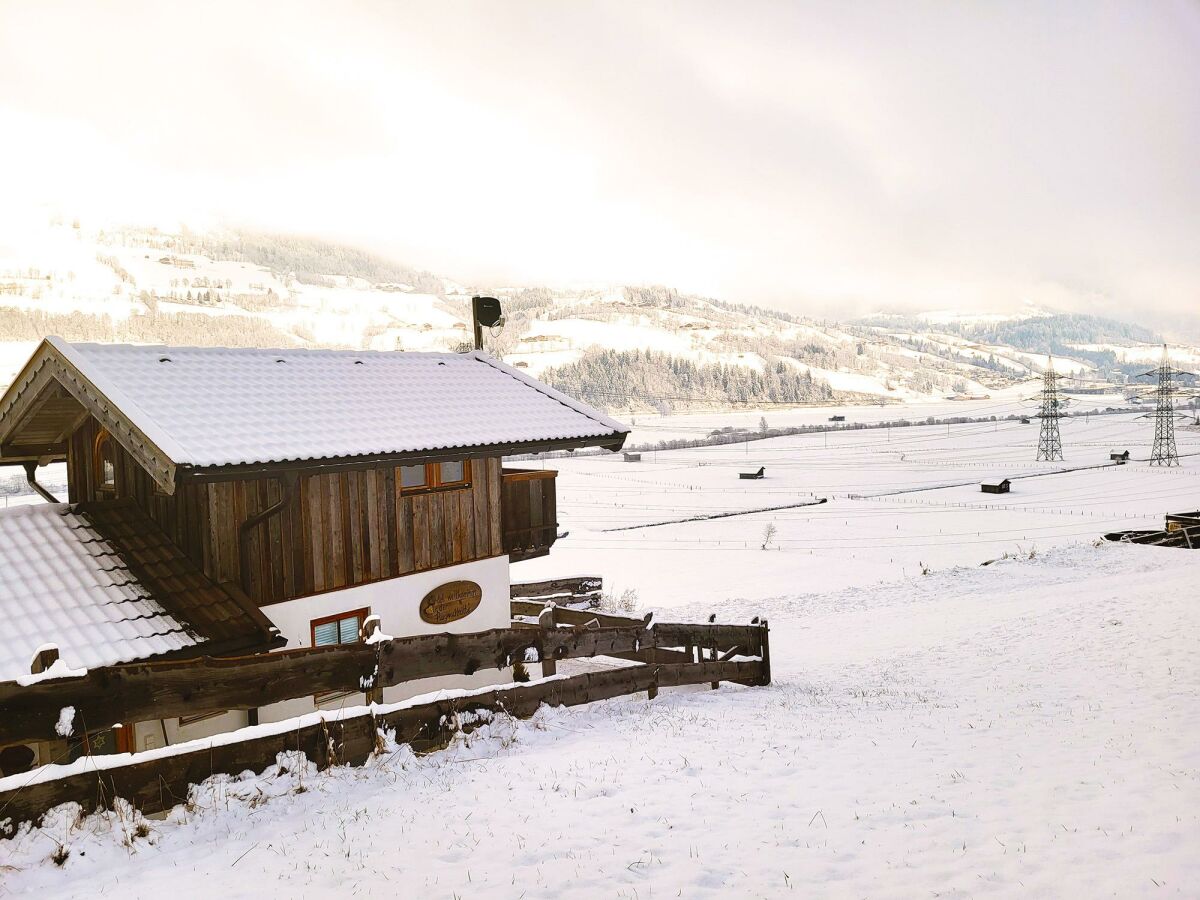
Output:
361 617 384 705
539 604 557 678
709 615 720 690
758 619 771 687
641 612 658 699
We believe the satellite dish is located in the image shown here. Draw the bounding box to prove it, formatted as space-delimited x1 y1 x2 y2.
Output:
469 296 504 351
472 296 503 328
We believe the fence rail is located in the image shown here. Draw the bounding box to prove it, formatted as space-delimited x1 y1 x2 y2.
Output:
0 606 769 832
0 659 763 831
510 576 603 607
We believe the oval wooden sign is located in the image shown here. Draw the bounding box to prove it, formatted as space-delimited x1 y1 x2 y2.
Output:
419 580 483 625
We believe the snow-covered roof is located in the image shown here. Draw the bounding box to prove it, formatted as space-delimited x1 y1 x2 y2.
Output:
47 338 627 469
0 503 200 683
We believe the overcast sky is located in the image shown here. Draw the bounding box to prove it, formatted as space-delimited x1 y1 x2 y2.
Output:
1 1 1198 327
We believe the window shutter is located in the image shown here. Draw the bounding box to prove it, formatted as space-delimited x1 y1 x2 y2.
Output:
313 621 338 646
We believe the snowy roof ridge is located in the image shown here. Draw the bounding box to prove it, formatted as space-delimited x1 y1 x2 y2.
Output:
34 339 628 471
465 350 627 434
47 336 192 464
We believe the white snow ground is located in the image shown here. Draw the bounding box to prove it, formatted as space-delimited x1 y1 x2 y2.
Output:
2 415 1198 898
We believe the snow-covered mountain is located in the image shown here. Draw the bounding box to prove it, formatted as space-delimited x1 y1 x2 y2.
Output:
0 218 1190 412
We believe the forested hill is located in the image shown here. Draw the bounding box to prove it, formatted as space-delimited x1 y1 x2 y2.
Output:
1 220 1191 411
541 348 835 413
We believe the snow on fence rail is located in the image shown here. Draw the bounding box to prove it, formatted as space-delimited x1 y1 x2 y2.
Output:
510 576 603 607
0 606 769 832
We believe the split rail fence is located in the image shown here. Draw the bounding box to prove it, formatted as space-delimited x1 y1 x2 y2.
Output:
0 601 769 832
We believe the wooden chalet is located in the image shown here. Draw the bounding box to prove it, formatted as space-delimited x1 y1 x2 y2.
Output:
981 478 1011 494
0 338 627 770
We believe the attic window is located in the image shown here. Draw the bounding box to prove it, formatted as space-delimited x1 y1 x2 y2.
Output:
400 460 471 493
93 429 116 492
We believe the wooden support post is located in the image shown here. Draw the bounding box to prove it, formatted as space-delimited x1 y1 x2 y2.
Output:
710 633 720 690
758 619 772 686
642 612 658 699
361 618 384 705
539 604 557 678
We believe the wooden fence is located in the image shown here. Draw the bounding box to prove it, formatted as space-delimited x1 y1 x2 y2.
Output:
510 576 603 607
0 606 769 831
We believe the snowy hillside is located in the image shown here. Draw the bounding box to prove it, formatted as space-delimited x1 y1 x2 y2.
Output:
0 217 1193 412
5 412 1199 898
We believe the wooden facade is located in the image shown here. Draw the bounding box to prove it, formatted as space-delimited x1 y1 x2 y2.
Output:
66 414 527 607
500 468 558 562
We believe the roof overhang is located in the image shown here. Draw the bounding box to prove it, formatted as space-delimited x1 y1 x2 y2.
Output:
0 339 629 492
0 339 178 491
177 432 629 483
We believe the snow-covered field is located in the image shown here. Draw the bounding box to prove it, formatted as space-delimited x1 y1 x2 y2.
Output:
3 414 1199 897
519 410 1200 602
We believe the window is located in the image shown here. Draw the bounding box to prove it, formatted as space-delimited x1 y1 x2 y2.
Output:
438 460 466 486
310 608 369 704
311 608 369 647
93 429 116 491
399 460 471 492
400 464 427 490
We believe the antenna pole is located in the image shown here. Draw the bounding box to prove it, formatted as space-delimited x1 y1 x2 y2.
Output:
471 296 484 351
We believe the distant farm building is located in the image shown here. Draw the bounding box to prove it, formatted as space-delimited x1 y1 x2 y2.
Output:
981 478 1011 494
1110 450 1131 464
623 452 642 462
740 466 765 480
828 415 845 422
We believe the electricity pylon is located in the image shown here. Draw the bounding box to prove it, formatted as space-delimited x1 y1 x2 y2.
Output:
1139 345 1194 467
1034 355 1065 461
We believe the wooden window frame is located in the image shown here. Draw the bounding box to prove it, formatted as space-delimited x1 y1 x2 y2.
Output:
399 459 472 494
310 607 371 647
92 429 117 493
310 607 370 703
179 710 227 728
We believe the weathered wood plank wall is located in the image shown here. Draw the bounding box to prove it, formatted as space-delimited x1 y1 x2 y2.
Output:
68 413 505 606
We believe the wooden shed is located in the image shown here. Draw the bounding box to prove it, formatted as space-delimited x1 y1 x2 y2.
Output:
1110 450 1130 463
981 478 1011 494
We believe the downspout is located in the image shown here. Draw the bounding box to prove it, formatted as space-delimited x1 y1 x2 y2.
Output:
237 471 299 593
22 461 59 504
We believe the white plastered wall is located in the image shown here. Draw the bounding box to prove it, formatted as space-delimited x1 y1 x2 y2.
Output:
258 555 512 725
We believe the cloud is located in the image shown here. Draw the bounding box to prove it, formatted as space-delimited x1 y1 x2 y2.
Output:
1 0 1197 329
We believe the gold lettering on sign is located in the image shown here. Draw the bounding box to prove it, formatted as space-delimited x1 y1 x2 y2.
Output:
419 580 483 625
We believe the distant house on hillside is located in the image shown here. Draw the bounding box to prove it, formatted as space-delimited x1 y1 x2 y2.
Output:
1110 450 1131 463
981 478 1011 494
0 338 627 772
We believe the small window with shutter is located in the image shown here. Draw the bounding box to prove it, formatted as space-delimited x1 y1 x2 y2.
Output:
310 608 369 703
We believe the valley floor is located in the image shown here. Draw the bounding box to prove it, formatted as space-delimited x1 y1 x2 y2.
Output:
3 543 1197 898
